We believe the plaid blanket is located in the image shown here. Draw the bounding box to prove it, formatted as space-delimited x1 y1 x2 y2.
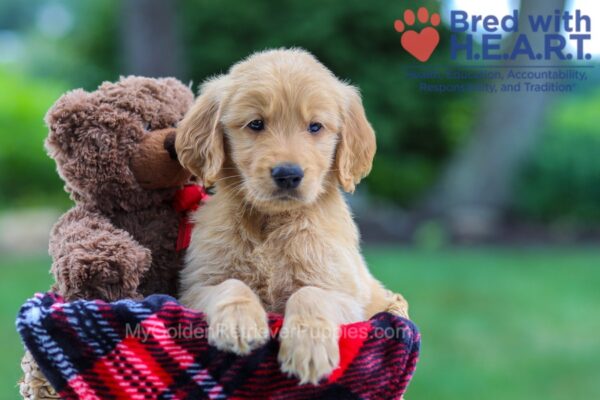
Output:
17 293 420 400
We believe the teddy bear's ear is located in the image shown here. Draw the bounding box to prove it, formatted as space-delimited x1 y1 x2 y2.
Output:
159 77 195 111
44 89 95 159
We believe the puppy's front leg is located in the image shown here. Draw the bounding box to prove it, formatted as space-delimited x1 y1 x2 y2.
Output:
278 286 364 384
366 280 410 319
181 279 269 355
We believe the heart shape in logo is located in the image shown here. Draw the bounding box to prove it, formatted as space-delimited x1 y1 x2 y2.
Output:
400 27 440 62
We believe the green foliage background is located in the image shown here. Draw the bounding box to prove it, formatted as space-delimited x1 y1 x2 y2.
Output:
0 69 67 208
0 0 599 223
515 90 600 224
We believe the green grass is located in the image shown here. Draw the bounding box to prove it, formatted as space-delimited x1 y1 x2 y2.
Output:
2 248 600 399
0 255 53 397
365 247 600 400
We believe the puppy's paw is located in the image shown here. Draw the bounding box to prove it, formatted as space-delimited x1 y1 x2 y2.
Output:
208 301 269 355
278 318 339 385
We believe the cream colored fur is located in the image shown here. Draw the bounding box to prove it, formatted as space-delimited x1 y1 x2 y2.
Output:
176 48 409 385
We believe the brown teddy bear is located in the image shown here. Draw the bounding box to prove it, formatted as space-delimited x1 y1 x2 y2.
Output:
20 76 198 399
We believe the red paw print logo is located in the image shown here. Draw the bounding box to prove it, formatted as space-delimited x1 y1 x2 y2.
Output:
394 7 441 62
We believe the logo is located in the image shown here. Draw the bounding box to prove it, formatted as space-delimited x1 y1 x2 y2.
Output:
394 7 441 62
394 6 593 63
449 9 592 61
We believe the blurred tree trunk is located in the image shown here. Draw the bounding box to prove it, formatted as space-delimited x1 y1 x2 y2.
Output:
120 0 184 78
424 0 566 238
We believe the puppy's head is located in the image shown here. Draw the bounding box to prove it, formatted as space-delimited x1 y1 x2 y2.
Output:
176 49 375 213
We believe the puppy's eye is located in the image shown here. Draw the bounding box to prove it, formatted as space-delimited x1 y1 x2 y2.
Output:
308 122 323 134
247 119 264 132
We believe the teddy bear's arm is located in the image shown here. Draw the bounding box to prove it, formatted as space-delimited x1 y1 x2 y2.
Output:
48 208 152 302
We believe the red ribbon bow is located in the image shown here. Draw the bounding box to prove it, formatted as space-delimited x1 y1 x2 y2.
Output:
174 184 208 251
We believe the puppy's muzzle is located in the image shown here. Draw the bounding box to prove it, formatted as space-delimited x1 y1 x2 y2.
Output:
271 163 303 190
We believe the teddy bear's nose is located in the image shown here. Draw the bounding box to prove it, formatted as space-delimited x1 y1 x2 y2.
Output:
163 132 178 161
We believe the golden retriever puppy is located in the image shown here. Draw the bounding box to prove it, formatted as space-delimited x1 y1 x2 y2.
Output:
176 48 409 384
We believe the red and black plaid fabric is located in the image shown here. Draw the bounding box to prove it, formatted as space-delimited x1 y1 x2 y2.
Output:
17 293 420 399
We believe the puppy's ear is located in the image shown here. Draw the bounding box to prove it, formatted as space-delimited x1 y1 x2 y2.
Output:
176 76 228 186
335 85 376 192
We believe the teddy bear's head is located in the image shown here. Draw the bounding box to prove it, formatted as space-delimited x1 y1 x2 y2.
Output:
45 76 194 212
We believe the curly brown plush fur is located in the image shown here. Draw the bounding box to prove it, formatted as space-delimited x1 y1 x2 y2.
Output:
45 76 194 301
20 76 194 400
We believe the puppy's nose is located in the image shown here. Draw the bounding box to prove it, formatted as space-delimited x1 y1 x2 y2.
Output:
271 163 304 190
